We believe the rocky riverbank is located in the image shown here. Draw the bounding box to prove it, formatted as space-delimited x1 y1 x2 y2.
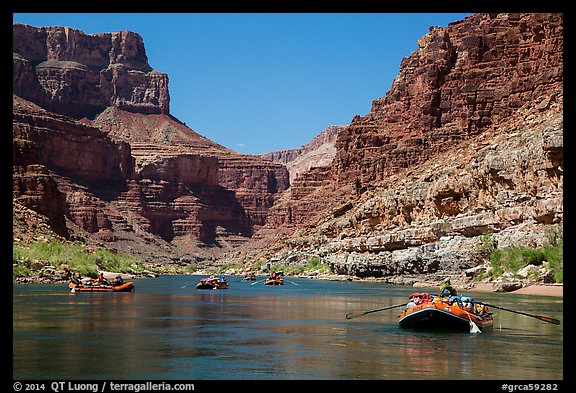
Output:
13 263 562 298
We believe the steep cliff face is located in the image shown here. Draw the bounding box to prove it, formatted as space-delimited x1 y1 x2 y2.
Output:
247 13 563 284
92 107 290 232
334 13 563 186
12 24 289 264
13 24 169 119
13 94 134 239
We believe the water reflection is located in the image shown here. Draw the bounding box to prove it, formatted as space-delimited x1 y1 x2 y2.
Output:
13 277 563 380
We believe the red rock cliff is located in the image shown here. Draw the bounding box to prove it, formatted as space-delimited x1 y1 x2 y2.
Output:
13 24 170 119
260 13 562 235
13 24 289 265
334 13 562 186
248 13 562 285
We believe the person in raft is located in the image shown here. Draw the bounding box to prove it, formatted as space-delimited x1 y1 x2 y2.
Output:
98 272 108 285
439 278 458 297
113 274 124 286
70 272 81 285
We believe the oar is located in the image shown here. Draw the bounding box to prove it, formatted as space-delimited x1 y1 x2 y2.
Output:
346 303 408 320
477 302 560 325
284 278 299 286
250 278 266 286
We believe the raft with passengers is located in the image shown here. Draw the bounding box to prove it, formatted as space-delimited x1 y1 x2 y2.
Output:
196 275 229 289
346 278 560 332
264 271 284 286
397 292 493 331
69 272 135 293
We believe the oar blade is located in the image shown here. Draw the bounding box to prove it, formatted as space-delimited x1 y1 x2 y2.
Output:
469 321 482 334
538 316 561 325
478 302 560 326
345 311 366 320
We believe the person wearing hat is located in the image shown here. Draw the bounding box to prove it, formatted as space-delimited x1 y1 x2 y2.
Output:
98 272 108 285
113 274 124 286
439 278 458 297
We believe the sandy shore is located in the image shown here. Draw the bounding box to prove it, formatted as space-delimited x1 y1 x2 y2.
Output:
467 283 563 297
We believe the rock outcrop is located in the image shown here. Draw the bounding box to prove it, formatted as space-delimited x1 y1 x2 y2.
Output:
334 13 563 186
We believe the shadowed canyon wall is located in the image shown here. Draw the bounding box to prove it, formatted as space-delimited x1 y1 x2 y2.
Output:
13 24 289 263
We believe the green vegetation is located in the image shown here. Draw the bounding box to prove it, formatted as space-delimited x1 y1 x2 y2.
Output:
281 256 331 276
479 227 563 283
13 240 146 278
35 59 88 71
216 262 245 274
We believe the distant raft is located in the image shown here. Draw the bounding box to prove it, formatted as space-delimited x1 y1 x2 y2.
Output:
264 277 284 286
69 281 135 293
196 276 229 290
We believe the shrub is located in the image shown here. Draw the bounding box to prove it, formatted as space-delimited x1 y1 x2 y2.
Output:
13 240 145 278
485 226 563 283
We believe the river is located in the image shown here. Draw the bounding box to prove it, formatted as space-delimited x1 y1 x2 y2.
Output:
13 276 563 381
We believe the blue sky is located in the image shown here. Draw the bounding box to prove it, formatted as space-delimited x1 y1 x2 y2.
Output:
13 13 471 155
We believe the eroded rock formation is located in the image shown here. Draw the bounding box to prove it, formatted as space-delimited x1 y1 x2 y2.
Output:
260 125 344 183
13 24 289 264
245 13 563 285
13 24 169 119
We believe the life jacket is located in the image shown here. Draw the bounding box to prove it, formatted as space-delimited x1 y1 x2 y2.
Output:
408 293 433 305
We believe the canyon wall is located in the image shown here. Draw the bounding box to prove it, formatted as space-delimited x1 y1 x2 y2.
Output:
260 125 344 183
13 14 563 282
334 13 563 186
13 24 169 119
13 24 289 264
247 13 563 285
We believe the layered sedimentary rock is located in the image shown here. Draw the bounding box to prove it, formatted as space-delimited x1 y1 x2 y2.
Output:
13 24 289 263
260 125 344 183
250 13 563 284
13 94 133 239
13 24 169 119
334 13 563 186
92 107 290 232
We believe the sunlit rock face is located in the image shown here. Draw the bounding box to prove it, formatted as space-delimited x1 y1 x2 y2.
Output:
247 13 563 284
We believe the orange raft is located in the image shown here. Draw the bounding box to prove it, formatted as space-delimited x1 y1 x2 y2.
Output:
69 281 135 293
264 277 284 286
398 295 493 332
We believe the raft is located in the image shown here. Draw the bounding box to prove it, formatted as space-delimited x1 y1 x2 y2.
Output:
398 299 493 332
264 277 284 286
69 281 135 293
196 278 229 289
